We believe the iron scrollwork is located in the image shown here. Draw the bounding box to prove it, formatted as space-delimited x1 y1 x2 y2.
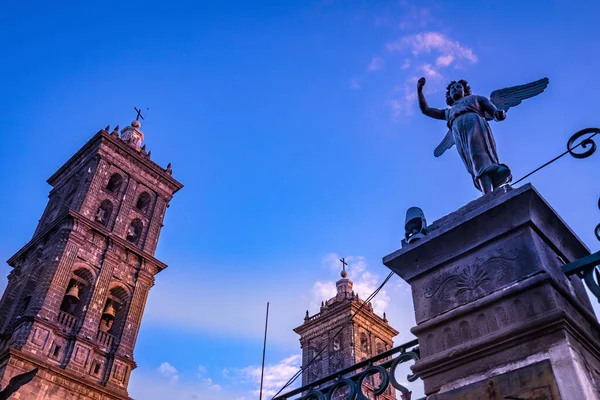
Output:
512 127 599 185
596 197 600 242
275 340 421 400
567 128 599 159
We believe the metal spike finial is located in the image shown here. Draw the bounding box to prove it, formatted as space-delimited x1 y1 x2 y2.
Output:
105 125 110 132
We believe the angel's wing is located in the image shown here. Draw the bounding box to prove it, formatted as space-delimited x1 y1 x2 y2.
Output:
0 368 38 400
434 130 454 158
490 77 549 112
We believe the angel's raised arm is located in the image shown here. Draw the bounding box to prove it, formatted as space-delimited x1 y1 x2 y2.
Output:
417 77 445 120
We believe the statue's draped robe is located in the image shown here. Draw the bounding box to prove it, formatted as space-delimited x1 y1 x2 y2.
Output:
445 95 510 190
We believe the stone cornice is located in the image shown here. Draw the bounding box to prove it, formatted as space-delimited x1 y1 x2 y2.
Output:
294 300 398 339
47 130 182 195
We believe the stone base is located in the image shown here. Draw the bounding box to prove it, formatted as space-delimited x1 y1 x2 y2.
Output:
429 360 561 399
0 349 131 400
383 184 600 399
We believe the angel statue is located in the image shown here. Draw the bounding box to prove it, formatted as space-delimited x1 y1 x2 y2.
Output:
417 76 549 194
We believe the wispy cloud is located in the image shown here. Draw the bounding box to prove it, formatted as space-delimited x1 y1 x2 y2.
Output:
367 56 385 71
158 362 179 382
236 355 302 398
130 365 239 400
387 32 477 65
436 54 455 67
420 64 443 80
350 77 361 89
385 32 477 116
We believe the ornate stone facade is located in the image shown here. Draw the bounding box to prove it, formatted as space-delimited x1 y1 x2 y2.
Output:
294 268 398 400
0 122 182 399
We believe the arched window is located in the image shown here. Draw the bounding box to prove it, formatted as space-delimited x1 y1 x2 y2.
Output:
59 268 94 318
106 173 122 194
95 200 113 226
135 192 151 214
126 218 143 245
98 286 129 336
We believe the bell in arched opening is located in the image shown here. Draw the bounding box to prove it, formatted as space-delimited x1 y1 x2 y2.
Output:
102 301 117 321
64 283 80 303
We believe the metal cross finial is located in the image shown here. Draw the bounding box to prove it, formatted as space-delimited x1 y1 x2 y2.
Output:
134 106 147 121
340 257 348 278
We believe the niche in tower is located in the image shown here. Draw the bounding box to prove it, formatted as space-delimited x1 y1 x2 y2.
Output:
95 199 113 226
135 191 152 215
360 331 370 353
126 218 143 245
59 268 94 317
98 286 129 336
106 173 123 194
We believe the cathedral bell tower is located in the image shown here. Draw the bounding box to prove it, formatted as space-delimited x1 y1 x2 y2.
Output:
0 119 182 399
294 260 398 400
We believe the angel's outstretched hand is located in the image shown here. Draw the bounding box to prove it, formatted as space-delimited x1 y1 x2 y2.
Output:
495 110 507 121
417 77 426 92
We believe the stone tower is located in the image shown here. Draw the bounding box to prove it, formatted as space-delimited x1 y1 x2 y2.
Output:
0 120 182 399
294 263 398 399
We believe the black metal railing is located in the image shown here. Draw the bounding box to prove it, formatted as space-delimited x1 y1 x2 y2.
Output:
563 251 600 301
563 198 600 303
563 195 600 302
273 339 420 400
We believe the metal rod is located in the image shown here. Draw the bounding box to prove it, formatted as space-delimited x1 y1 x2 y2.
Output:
512 129 599 185
259 302 270 400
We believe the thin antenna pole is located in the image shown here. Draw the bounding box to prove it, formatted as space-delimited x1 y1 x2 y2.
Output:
259 302 270 400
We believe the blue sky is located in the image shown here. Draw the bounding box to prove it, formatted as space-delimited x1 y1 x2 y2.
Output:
1 1 599 399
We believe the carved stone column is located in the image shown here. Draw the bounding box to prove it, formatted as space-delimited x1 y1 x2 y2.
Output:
383 184 600 399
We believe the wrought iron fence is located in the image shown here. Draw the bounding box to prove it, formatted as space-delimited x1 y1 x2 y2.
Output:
563 194 600 302
272 339 421 400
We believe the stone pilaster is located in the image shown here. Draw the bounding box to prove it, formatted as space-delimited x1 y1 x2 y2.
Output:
383 184 600 399
78 249 119 340
38 241 79 322
113 179 138 238
143 197 167 255
117 268 154 357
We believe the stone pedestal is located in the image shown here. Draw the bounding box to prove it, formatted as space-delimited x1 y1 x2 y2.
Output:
383 184 600 399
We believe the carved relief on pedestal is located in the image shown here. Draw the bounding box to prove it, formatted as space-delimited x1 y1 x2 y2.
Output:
424 248 519 303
